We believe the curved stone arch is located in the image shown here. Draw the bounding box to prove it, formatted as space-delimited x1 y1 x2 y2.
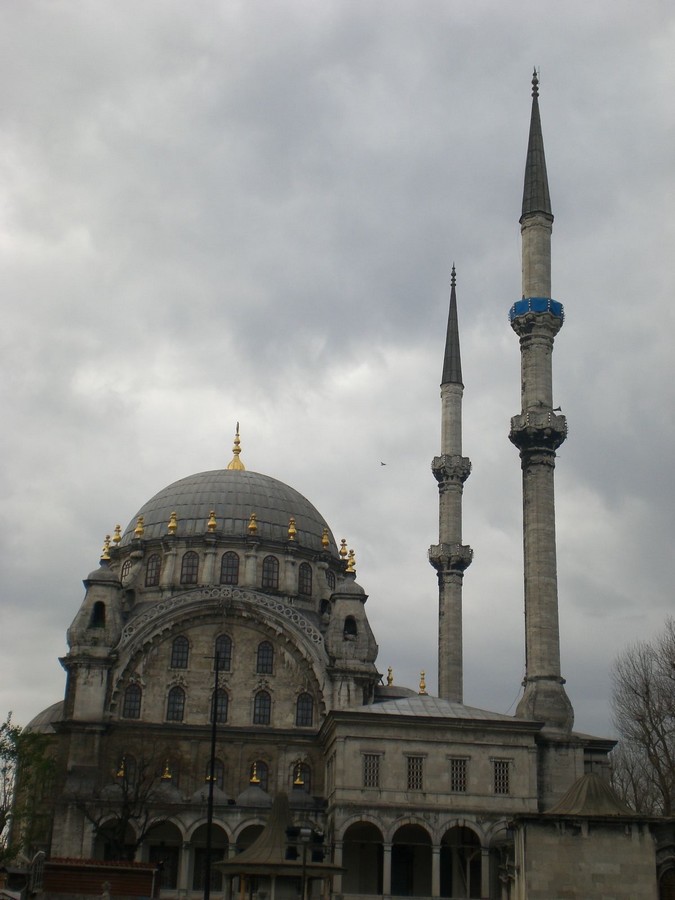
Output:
337 814 386 841
185 818 233 844
143 816 187 841
437 817 487 847
386 815 434 844
110 588 329 716
232 817 268 843
484 818 512 848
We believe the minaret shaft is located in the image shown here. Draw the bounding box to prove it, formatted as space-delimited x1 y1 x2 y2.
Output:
430 270 472 704
509 73 573 732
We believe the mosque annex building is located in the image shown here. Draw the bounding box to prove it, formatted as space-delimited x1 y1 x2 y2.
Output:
22 76 669 900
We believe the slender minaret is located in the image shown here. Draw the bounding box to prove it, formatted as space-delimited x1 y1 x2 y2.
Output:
429 266 473 703
509 71 573 732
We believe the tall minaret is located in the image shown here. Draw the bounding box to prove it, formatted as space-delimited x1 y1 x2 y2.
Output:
429 266 473 703
509 71 573 732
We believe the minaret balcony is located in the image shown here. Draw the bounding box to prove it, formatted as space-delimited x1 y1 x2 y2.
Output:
431 454 472 487
509 410 567 452
428 543 473 573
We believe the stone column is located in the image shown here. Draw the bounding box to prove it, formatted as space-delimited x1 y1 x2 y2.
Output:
382 843 392 896
431 845 441 897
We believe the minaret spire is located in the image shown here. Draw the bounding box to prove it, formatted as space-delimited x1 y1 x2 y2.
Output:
429 266 472 703
509 74 573 732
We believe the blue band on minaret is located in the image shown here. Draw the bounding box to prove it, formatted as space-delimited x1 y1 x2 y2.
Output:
509 297 564 322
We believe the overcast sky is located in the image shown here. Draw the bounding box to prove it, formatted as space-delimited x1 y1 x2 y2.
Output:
1 1 674 738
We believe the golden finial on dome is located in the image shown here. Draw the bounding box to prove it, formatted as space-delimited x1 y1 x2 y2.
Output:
419 671 427 695
112 524 122 545
339 539 348 559
387 666 393 687
250 762 260 785
134 515 145 538
248 512 258 534
207 510 217 532
227 422 245 471
346 549 356 574
161 760 172 781
168 511 178 535
101 535 111 561
288 517 297 541
321 527 330 549
293 761 304 786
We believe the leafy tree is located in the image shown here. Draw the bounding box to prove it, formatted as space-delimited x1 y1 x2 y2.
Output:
610 618 675 815
1 713 55 862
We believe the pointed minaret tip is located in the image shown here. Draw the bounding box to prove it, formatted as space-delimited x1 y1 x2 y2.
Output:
521 68 553 223
441 264 463 386
227 423 246 470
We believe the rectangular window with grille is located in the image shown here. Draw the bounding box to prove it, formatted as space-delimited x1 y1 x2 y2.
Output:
449 757 468 793
406 756 424 791
493 759 510 795
363 754 380 788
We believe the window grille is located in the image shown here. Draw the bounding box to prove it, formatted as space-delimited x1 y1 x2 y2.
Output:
295 693 314 726
407 756 424 791
363 754 380 788
298 562 312 596
122 684 142 719
256 641 274 674
180 551 199 585
261 555 279 589
212 689 228 724
166 686 185 722
170 635 189 668
253 690 271 725
145 554 161 587
449 757 468 793
493 759 510 795
215 634 232 671
220 551 239 585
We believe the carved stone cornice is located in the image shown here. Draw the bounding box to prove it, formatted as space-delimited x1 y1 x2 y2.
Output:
431 454 472 488
509 411 567 453
428 543 473 573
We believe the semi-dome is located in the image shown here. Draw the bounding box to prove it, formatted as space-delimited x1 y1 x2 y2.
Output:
121 469 338 555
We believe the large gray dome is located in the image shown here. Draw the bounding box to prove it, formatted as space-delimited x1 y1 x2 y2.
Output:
121 469 338 554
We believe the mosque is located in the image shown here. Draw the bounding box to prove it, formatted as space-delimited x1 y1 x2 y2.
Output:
24 75 666 899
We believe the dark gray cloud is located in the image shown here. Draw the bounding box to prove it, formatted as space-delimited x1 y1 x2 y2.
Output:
1 1 674 737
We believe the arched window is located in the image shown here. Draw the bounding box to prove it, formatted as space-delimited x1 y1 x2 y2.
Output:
121 559 133 579
256 641 274 674
344 616 358 639
122 684 142 719
211 689 228 724
220 551 239 585
253 691 271 725
250 760 269 792
204 758 225 790
298 562 312 596
261 555 279 590
215 634 232 671
170 635 189 668
166 686 185 722
180 551 199 585
325 570 336 591
295 693 314 727
145 554 161 587
90 601 106 628
292 762 312 793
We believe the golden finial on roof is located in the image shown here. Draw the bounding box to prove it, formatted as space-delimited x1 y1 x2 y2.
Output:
321 527 330 549
346 549 356 574
419 671 427 695
387 666 393 687
134 515 145 538
112 524 122 545
288 517 297 541
101 535 111 561
168 511 178 535
248 512 258 534
207 510 217 533
250 762 260 785
161 760 172 781
339 539 348 559
227 422 246 470
116 757 126 779
293 761 304 786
